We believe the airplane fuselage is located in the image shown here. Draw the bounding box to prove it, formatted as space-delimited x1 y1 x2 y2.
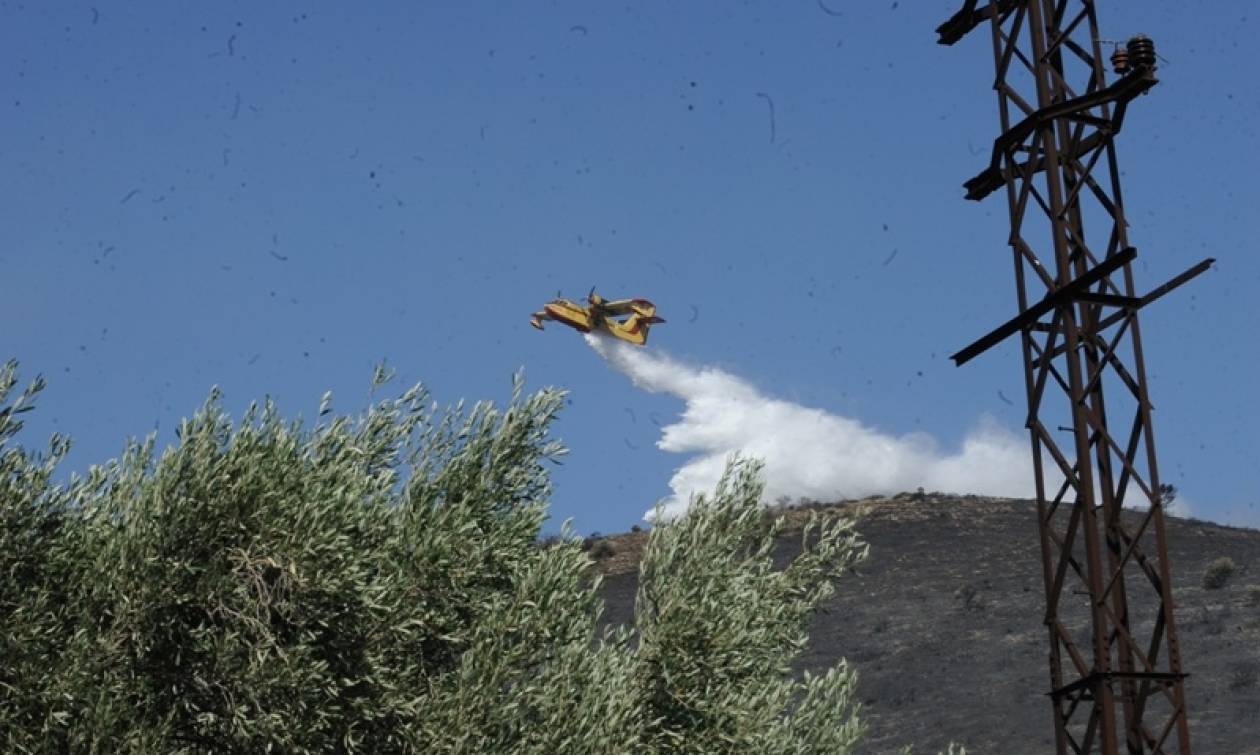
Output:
542 300 594 332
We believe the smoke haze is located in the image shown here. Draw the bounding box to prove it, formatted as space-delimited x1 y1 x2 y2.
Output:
587 335 1054 520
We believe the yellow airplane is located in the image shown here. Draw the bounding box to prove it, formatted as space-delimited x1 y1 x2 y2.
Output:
530 289 665 345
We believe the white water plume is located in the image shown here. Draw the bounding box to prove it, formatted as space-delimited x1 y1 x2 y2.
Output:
585 334 1056 521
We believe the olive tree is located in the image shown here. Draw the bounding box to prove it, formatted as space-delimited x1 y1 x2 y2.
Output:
1 360 961 754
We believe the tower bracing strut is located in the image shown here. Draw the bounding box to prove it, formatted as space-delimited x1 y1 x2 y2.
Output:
937 2 1213 753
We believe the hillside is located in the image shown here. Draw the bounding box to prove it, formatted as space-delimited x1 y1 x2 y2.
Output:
591 494 1260 754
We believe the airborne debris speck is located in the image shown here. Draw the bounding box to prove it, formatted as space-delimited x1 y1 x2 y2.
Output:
754 92 777 143
817 0 843 16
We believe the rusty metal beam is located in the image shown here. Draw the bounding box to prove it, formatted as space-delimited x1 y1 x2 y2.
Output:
965 69 1156 200
957 254 1213 367
951 247 1135 366
936 0 1020 46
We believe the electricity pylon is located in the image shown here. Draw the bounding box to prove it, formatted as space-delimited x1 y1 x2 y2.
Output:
937 1 1213 752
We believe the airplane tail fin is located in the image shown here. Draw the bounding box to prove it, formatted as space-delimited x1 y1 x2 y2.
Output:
611 313 665 344
530 313 546 330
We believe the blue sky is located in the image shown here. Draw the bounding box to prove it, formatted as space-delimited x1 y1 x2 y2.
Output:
3 1 1256 535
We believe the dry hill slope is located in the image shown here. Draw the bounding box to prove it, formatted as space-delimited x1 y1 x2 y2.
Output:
593 494 1260 754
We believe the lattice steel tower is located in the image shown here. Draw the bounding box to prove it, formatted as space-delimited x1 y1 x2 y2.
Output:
937 2 1213 753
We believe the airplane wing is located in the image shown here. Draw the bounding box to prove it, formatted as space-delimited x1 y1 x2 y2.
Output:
599 298 655 316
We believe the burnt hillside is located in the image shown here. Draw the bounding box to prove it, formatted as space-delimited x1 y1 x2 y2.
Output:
591 494 1260 754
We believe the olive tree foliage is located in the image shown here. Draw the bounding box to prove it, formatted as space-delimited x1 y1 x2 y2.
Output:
0 362 75 746
634 461 869 754
0 359 960 754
